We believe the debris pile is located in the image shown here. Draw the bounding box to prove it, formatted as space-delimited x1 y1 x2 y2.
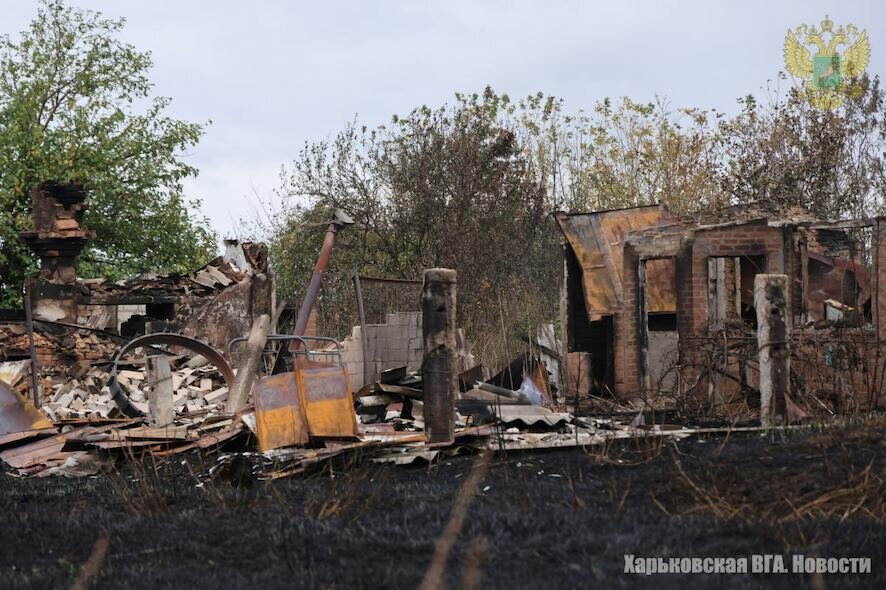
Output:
0 324 118 365
0 340 787 481
83 249 257 305
39 362 228 423
354 366 427 430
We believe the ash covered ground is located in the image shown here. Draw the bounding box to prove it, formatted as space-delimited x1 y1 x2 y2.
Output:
1 420 883 589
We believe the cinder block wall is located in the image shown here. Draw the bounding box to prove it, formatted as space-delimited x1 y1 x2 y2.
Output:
340 311 423 391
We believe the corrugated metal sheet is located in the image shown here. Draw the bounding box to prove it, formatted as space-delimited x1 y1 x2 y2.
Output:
555 206 676 319
492 405 573 427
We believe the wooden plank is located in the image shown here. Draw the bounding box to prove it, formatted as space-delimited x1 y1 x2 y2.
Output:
110 425 192 441
0 427 96 469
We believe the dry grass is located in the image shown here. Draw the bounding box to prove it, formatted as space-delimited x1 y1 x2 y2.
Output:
660 421 885 525
580 431 669 466
666 454 884 552
106 449 171 514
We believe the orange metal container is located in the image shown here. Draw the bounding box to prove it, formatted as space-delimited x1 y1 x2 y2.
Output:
254 359 357 452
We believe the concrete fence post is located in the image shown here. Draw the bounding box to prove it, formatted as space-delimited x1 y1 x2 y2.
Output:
754 274 789 427
422 268 457 444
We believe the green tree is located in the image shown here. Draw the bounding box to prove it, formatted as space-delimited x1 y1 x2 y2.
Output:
0 0 215 306
719 76 886 220
515 94 727 214
266 88 558 352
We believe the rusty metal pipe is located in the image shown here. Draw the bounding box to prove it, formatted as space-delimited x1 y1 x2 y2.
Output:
289 209 353 351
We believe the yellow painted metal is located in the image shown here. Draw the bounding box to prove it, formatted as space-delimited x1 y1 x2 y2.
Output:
0 385 53 436
295 361 358 438
254 372 308 452
253 360 357 452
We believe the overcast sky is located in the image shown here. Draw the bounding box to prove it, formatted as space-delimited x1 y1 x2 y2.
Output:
4 1 885 243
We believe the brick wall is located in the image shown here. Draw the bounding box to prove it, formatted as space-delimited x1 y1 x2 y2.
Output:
678 221 786 399
685 222 786 335
618 221 787 399
874 218 886 341
618 244 641 396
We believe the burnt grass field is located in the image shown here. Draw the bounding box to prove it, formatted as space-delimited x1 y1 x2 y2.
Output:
1 419 884 589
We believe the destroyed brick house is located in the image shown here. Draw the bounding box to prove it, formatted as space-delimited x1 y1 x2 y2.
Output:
556 203 886 410
3 181 883 480
1 182 274 366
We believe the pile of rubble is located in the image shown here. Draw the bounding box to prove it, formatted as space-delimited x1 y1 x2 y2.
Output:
0 324 118 365
0 352 246 477
0 329 769 481
83 247 261 301
40 361 229 422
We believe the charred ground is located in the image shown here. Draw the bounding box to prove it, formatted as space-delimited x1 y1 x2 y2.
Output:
1 419 883 589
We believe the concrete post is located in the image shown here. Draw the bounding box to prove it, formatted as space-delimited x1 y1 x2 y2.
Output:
146 355 175 426
422 268 457 444
754 274 789 427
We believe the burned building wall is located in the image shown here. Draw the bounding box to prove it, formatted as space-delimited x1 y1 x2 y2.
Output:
7 183 274 368
555 206 674 398
55 245 274 357
680 221 786 336
620 242 642 396
673 221 786 403
20 183 95 324
875 218 886 341
560 203 886 410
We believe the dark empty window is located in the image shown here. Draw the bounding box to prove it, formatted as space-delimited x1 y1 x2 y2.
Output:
648 312 677 332
146 302 175 321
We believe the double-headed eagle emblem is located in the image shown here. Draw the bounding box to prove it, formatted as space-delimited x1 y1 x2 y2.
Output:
784 16 871 109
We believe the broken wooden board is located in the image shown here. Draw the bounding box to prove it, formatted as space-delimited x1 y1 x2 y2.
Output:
109 425 194 441
0 426 107 470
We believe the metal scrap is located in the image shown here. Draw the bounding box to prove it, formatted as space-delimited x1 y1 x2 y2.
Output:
0 378 54 437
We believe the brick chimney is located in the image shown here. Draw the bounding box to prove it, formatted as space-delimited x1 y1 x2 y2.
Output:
20 182 95 322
